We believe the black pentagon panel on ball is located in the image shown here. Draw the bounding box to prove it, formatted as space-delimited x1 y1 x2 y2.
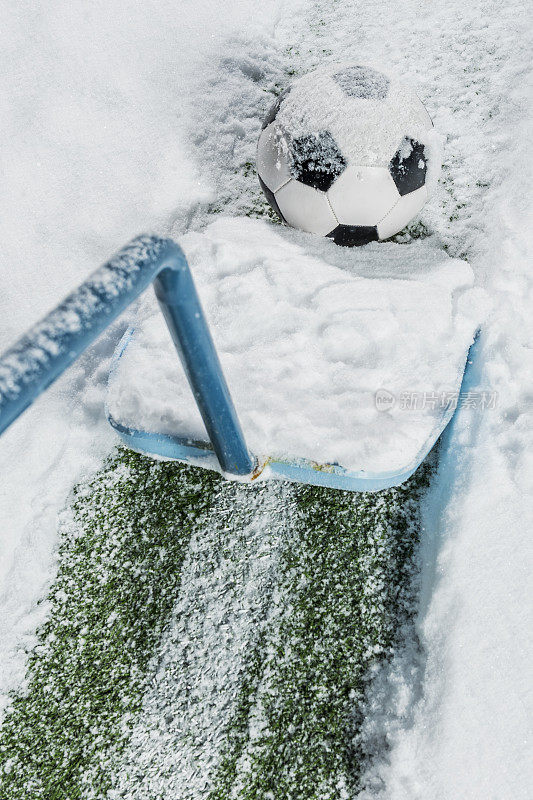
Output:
290 131 347 192
261 87 291 130
258 175 287 224
389 137 427 195
327 224 378 247
332 65 389 100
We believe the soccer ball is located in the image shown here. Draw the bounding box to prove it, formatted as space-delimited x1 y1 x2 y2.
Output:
257 63 437 246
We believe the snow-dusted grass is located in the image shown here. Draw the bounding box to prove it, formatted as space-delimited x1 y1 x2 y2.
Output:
0 449 432 799
0 450 219 798
206 473 431 800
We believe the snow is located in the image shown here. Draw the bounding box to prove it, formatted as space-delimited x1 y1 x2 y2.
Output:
1 0 532 794
107 216 482 475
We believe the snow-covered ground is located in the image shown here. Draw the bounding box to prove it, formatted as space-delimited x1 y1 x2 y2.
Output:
0 0 531 797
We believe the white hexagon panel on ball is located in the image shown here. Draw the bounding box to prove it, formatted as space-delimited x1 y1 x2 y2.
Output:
275 180 338 236
327 166 400 227
377 185 427 240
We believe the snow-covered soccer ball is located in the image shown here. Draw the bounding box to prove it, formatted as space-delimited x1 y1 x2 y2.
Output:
257 63 438 245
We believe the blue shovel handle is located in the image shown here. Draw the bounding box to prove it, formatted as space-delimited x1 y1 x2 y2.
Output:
0 235 254 476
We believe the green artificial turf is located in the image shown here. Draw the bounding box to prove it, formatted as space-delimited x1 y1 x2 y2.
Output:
0 450 219 799
0 448 432 799
209 472 431 800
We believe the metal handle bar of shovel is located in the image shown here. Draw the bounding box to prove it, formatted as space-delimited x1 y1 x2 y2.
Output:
0 235 255 477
